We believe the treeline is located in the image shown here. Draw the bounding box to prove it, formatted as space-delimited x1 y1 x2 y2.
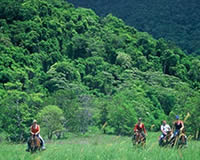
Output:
68 0 200 55
0 0 200 142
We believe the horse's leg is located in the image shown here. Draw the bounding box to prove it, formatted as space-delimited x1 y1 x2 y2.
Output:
135 135 138 145
30 141 34 153
169 136 175 147
140 133 145 146
30 137 34 152
38 138 41 151
34 137 37 152
180 135 186 147
137 135 141 144
181 136 185 147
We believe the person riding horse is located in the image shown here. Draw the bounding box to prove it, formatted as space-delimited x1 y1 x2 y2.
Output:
172 115 187 147
26 120 45 152
173 115 184 137
133 118 147 142
159 120 172 146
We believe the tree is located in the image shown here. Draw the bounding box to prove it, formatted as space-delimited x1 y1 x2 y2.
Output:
44 60 81 92
161 49 179 75
188 59 200 82
0 90 33 142
37 105 65 139
116 52 132 69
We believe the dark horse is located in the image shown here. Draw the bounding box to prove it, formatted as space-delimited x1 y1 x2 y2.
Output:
159 130 174 147
28 135 41 152
132 131 146 146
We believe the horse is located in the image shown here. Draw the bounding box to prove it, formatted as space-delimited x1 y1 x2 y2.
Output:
176 132 187 148
28 135 41 152
159 130 174 147
171 130 187 148
132 131 146 146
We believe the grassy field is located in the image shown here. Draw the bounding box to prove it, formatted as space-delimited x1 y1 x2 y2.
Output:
0 133 199 160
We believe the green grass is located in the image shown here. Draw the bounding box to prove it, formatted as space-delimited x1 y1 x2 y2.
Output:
0 133 199 160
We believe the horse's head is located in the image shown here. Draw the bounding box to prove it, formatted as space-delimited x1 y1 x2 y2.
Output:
30 135 35 141
165 130 173 142
135 131 139 136
167 130 172 136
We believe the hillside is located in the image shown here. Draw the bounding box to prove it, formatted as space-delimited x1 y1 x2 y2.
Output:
0 0 200 142
68 0 200 54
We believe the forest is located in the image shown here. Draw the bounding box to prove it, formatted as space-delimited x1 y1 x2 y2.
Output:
69 0 200 55
0 0 200 142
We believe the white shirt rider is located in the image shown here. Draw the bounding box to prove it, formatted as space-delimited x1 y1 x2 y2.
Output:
161 120 171 137
161 124 171 133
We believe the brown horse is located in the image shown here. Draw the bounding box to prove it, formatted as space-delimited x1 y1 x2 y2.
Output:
171 130 187 148
28 135 41 152
176 132 187 148
132 131 146 146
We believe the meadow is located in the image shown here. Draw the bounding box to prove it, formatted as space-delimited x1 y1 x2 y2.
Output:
0 133 199 160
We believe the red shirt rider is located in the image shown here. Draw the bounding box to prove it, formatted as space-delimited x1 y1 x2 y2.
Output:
31 120 40 135
134 118 146 134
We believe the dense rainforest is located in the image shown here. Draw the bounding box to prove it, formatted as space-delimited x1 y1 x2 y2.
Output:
0 0 200 142
68 0 200 55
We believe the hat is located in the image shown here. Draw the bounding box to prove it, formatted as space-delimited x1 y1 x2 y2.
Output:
33 119 37 123
175 115 179 120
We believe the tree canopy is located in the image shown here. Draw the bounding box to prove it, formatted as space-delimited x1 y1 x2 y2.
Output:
0 0 200 141
69 0 200 55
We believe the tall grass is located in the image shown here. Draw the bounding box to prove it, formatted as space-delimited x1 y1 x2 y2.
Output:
0 133 199 160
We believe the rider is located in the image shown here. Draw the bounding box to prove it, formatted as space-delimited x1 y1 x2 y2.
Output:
133 118 147 141
173 115 184 137
159 120 171 145
26 119 45 151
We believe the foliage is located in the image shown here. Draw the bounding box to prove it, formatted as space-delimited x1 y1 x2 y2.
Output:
37 105 65 139
69 0 200 54
0 0 199 141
